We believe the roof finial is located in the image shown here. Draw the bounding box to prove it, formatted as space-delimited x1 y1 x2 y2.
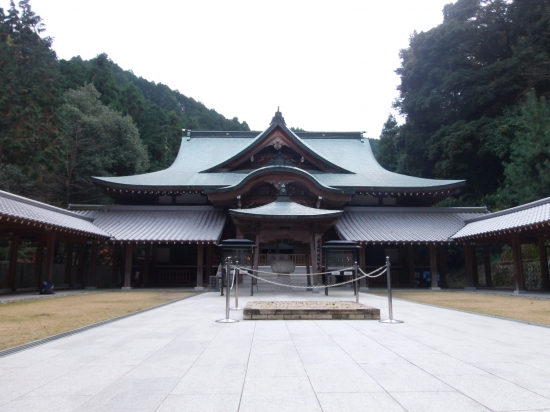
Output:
270 108 286 126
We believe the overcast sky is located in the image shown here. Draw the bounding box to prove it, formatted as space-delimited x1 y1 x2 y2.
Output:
5 0 454 136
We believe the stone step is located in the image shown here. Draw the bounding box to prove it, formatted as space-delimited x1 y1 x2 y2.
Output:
239 266 311 292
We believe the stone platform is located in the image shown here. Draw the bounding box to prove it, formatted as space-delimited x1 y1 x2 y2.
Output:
243 300 380 320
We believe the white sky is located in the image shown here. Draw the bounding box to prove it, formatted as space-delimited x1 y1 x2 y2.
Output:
4 0 453 136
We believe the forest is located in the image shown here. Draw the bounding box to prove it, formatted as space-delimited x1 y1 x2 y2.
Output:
2 0 550 211
378 0 550 210
0 0 249 207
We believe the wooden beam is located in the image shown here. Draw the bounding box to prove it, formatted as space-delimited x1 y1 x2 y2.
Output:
77 243 85 286
464 243 475 289
123 243 133 289
359 243 367 288
112 243 120 286
88 241 98 288
471 245 479 287
438 245 447 288
196 243 204 289
429 243 439 289
44 230 56 282
511 233 525 293
34 239 44 289
206 243 213 280
64 243 74 287
8 233 20 292
483 245 493 287
408 245 415 287
539 237 549 291
143 243 151 287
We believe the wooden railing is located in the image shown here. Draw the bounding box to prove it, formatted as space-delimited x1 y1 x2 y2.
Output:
158 269 192 284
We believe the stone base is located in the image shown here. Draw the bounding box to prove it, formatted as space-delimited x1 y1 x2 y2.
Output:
464 287 477 290
243 301 380 320
84 286 98 290
121 287 133 290
430 287 441 291
514 290 526 294
359 287 370 292
194 286 205 291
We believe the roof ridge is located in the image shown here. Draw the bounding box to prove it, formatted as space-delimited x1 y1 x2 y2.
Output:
463 197 550 224
343 206 488 213
68 205 219 211
0 190 95 222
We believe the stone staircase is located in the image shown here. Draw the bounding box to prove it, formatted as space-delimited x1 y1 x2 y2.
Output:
240 266 310 293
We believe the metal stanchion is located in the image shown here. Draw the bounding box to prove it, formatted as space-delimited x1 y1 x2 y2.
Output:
380 256 403 324
231 262 242 310
216 260 239 323
354 261 359 304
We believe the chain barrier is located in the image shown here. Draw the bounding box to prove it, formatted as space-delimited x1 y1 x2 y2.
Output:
244 266 355 276
234 265 387 289
357 267 388 279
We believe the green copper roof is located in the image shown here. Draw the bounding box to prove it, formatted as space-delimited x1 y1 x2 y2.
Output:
92 112 464 192
92 136 463 191
229 197 342 219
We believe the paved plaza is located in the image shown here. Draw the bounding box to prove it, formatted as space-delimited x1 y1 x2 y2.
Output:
1 290 550 412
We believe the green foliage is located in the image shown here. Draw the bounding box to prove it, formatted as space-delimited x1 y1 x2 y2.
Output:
51 84 149 206
0 0 251 206
0 0 59 183
392 0 550 207
496 91 550 206
376 114 399 172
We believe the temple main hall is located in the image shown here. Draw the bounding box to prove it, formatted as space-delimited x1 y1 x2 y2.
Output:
1 111 548 293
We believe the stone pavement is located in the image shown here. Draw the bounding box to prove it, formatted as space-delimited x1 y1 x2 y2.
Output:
0 289 550 412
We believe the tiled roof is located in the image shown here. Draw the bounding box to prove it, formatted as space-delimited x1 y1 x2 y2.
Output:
452 197 550 240
92 133 464 192
73 206 226 242
0 191 108 238
336 207 487 243
229 198 342 219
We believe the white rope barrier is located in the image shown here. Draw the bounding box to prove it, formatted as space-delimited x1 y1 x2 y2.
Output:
245 266 355 276
235 265 387 289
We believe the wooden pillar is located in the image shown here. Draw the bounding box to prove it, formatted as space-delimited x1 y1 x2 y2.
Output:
539 238 549 291
429 243 439 289
511 233 525 293
112 243 120 286
88 241 98 288
483 245 493 287
196 243 204 290
408 245 415 287
77 243 85 286
64 243 74 287
359 243 367 288
34 239 45 289
8 233 20 292
464 243 475 289
309 235 317 285
44 230 56 282
438 245 447 288
206 243 213 280
143 243 151 287
305 245 311 287
471 245 479 287
123 242 133 289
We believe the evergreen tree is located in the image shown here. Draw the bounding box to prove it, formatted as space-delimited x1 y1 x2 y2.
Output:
377 114 400 172
498 91 550 206
52 84 149 206
0 0 59 181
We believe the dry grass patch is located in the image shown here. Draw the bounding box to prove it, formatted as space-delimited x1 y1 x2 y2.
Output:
0 291 195 350
369 291 550 326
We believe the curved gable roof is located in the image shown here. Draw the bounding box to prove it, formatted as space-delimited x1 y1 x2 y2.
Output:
200 112 352 174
